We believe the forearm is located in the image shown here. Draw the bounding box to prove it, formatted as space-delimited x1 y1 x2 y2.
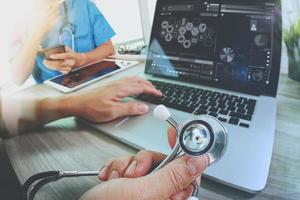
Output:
0 94 77 137
10 32 44 85
37 95 76 126
77 40 115 67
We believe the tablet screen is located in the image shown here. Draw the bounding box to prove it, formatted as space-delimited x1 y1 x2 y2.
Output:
50 61 121 88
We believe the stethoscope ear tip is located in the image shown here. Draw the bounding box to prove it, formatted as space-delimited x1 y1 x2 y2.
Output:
153 105 171 121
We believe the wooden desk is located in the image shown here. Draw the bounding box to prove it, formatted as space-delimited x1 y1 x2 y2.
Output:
4 64 300 200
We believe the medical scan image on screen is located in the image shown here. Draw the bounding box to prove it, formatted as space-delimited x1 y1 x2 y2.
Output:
51 61 120 88
146 0 281 95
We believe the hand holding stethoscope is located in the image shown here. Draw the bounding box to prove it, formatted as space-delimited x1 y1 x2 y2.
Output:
23 105 227 200
152 105 228 199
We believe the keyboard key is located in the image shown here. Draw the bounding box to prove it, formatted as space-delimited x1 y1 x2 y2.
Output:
219 100 228 105
229 117 239 125
227 106 236 112
247 108 255 116
187 104 200 111
209 107 219 113
227 101 236 107
237 108 246 114
229 112 252 121
236 98 243 103
173 104 194 113
236 103 245 108
248 99 257 104
217 104 226 109
239 123 250 128
218 117 227 122
199 105 209 111
195 109 208 115
208 102 217 107
219 109 229 115
208 112 218 118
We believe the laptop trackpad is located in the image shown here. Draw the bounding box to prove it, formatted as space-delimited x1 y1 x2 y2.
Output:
90 106 189 155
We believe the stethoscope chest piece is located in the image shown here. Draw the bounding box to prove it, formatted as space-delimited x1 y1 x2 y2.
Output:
153 105 228 200
153 104 227 165
179 115 227 165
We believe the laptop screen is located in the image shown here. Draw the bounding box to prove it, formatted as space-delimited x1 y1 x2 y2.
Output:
145 0 282 97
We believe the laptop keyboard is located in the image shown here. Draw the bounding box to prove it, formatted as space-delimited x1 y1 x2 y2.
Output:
136 80 257 128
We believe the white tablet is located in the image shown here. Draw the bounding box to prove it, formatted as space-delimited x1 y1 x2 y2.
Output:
45 59 138 93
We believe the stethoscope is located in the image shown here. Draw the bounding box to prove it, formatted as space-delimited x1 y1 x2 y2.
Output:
39 1 75 52
60 1 75 51
152 105 228 200
23 105 227 200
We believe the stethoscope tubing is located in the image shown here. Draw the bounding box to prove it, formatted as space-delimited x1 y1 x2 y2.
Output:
59 26 75 51
23 171 99 200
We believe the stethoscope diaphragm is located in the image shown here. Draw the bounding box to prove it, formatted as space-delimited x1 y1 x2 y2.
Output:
179 115 227 165
153 105 228 199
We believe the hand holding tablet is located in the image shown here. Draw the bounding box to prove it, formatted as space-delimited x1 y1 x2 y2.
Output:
42 45 67 60
42 46 86 74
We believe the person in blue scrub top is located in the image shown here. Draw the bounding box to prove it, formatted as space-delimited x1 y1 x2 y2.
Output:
10 0 115 85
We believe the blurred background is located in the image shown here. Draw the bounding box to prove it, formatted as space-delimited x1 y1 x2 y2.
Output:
0 0 298 90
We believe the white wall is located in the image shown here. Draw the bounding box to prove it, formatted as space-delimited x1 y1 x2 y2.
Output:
146 0 157 26
282 0 300 29
94 0 143 44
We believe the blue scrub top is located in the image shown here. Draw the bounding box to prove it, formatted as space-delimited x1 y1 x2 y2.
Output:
34 0 115 83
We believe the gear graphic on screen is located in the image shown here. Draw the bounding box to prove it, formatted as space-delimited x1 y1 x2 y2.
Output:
160 18 214 49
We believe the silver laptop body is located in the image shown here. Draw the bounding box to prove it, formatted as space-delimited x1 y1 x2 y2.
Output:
83 0 282 193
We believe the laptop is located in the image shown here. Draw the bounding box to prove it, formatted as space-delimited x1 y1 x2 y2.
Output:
83 0 282 193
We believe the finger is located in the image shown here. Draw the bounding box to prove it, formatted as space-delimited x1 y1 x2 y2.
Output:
100 150 166 181
135 155 209 200
112 101 150 118
50 52 74 60
97 160 111 181
124 150 166 178
129 76 157 89
56 65 72 74
98 156 133 181
171 184 194 200
113 77 162 97
43 60 62 70
116 83 162 99
140 79 163 94
43 59 74 71
63 59 76 66
167 126 177 149
132 78 162 95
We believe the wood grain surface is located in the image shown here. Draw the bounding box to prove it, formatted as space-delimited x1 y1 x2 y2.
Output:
4 70 300 200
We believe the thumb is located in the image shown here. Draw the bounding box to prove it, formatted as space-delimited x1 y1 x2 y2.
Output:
133 155 209 200
114 102 149 118
167 126 177 149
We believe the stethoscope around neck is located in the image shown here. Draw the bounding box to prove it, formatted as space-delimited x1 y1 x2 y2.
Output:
59 1 75 51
